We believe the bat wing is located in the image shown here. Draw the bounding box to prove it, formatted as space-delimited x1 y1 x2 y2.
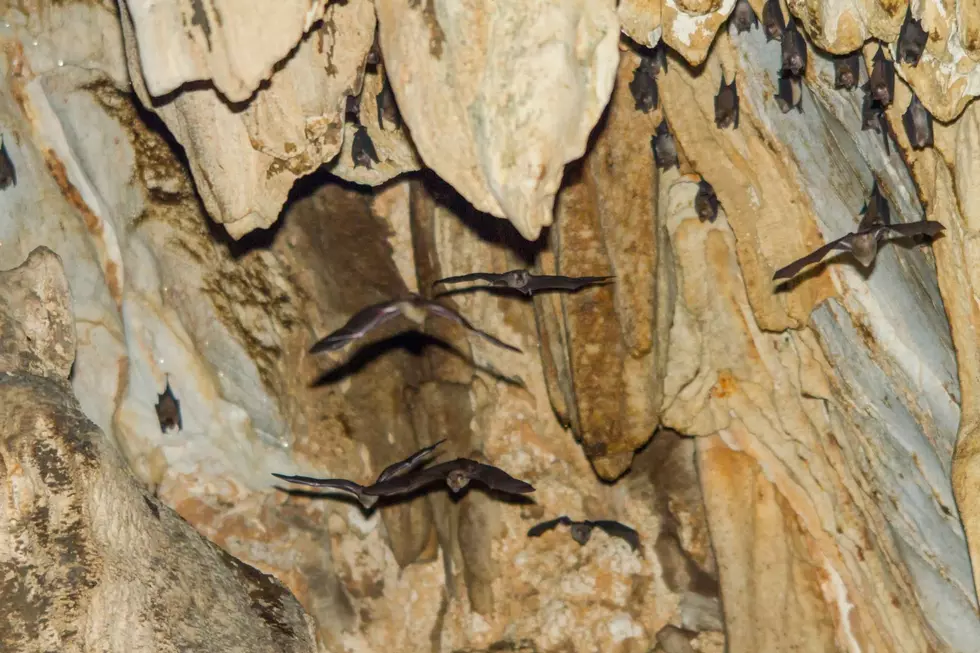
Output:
362 463 449 497
526 275 615 293
773 235 854 281
421 301 523 353
590 520 641 551
528 516 573 538
375 439 447 483
881 221 945 241
309 300 403 353
465 460 536 494
271 473 365 496
432 272 503 287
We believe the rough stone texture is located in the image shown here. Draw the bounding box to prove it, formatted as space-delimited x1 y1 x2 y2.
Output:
0 248 322 653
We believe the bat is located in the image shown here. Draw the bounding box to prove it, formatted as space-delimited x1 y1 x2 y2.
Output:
272 440 448 510
861 92 891 156
651 40 668 76
714 75 739 130
731 0 759 33
903 93 934 150
432 269 615 296
363 458 535 499
366 32 382 66
351 125 380 169
695 180 719 222
861 180 891 227
155 376 182 433
776 74 804 113
834 53 862 90
0 139 15 190
781 19 807 76
762 0 785 42
376 73 401 131
869 47 895 107
527 516 641 551
308 294 522 354
628 55 659 113
652 120 679 171
897 7 928 66
345 94 361 125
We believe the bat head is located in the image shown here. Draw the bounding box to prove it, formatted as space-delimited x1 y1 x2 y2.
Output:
570 523 594 546
834 57 858 90
502 269 532 290
446 469 471 492
732 0 757 33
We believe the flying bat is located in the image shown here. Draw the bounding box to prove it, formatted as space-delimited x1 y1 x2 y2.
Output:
376 73 401 131
903 93 934 150
351 125 380 169
0 138 15 190
309 294 522 354
869 47 895 107
776 74 804 113
762 0 785 42
155 376 182 433
432 269 614 296
695 180 719 222
781 20 807 76
897 7 928 66
731 0 759 33
362 458 535 500
861 92 891 156
272 440 448 509
652 120 679 171
628 54 659 113
714 75 739 130
834 53 862 90
527 516 640 551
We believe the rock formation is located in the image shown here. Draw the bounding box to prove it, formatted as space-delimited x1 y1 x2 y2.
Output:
1 0 979 651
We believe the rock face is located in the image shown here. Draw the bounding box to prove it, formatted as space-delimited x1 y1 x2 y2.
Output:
0 247 323 653
3 1 980 652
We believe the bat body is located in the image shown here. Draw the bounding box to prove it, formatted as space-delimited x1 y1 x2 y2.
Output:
861 92 891 156
365 32 382 66
363 458 535 498
898 7 928 66
903 93 933 150
869 48 895 106
155 377 182 433
0 139 15 190
352 125 380 169
433 269 614 296
834 53 862 90
309 294 522 354
376 73 401 131
776 74 804 113
629 55 659 112
731 0 759 33
695 181 719 222
527 516 640 551
651 41 668 76
714 76 739 130
652 121 679 171
272 440 447 509
762 0 785 41
345 94 362 125
781 20 807 76
861 180 891 228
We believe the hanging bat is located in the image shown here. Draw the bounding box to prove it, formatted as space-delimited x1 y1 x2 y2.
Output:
714 75 739 130
731 0 759 33
628 55 659 113
366 31 382 66
772 203 944 281
155 376 182 433
651 40 668 76
897 7 928 66
861 180 891 227
781 19 807 76
762 0 786 42
527 516 641 551
0 138 15 190
345 94 362 125
376 72 401 131
272 440 449 510
834 53 862 90
776 74 804 113
903 93 934 150
869 47 895 107
652 120 679 171
861 92 891 156
363 458 536 500
695 180 719 222
351 125 380 169
309 294 522 354
433 269 614 296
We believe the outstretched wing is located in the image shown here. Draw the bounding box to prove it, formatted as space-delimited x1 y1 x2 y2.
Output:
881 220 945 241
362 463 450 498
309 300 404 353
421 301 523 353
528 516 573 538
375 439 447 483
772 235 855 281
271 473 365 496
590 520 641 551
466 460 536 494
432 272 505 287
526 275 616 294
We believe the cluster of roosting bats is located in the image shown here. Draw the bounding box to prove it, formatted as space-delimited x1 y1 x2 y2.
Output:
636 0 944 280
